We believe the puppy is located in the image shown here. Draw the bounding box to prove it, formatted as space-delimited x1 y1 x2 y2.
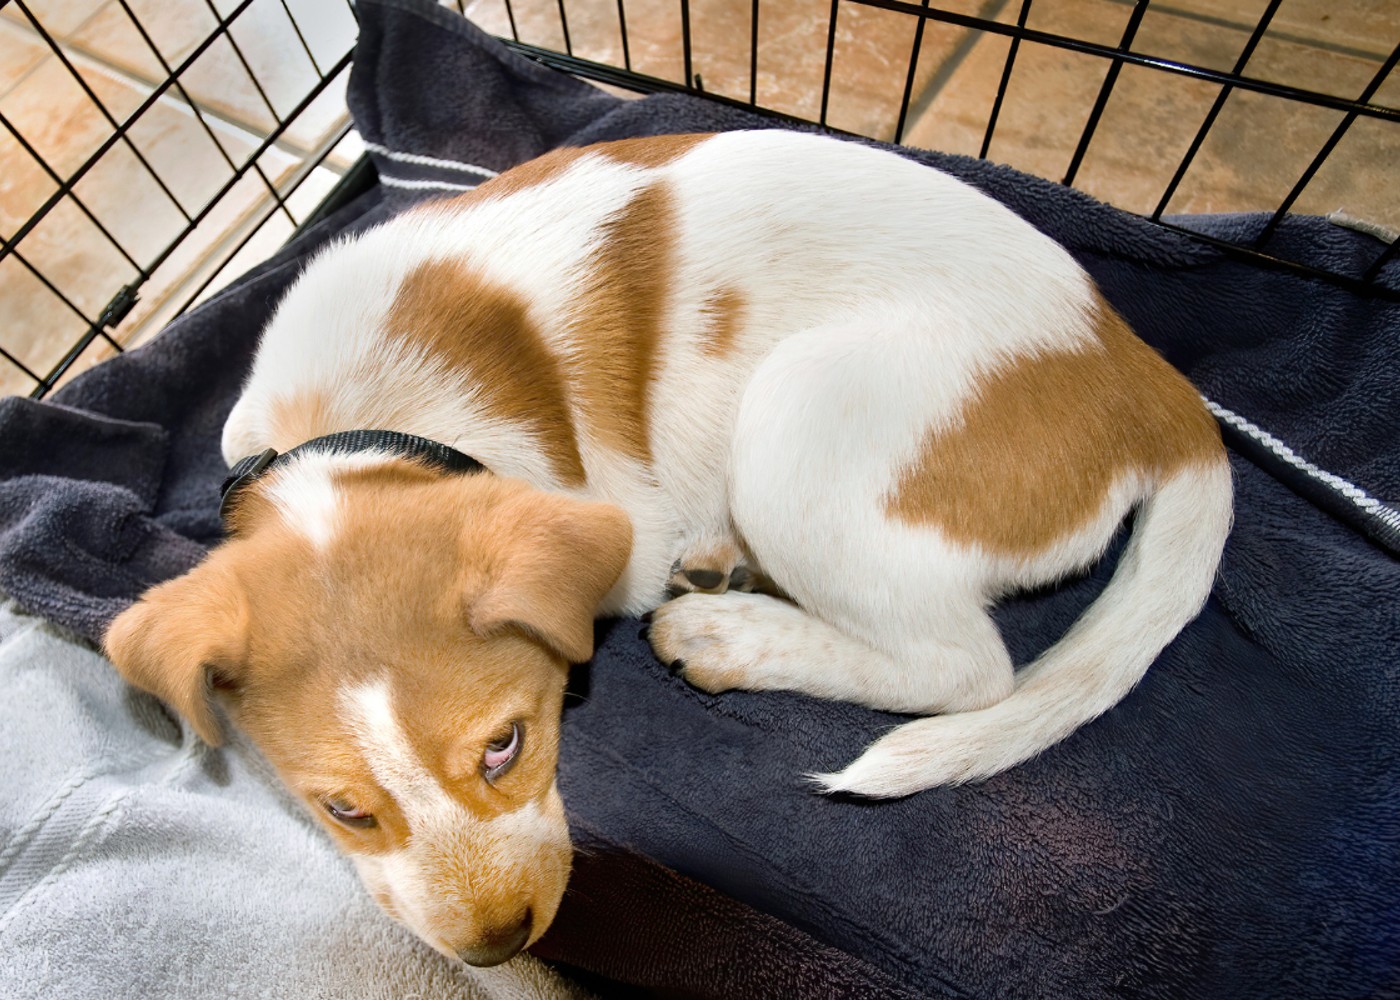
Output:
104 130 1231 964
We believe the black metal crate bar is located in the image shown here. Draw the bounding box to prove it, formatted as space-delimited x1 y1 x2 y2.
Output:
2 0 1397 401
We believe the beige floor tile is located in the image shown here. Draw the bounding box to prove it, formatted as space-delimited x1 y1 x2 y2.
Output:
0 138 57 246
0 55 147 238
900 1 1398 229
0 250 90 397
464 0 1009 140
0 18 49 95
9 49 147 164
46 153 346 394
111 167 305 349
1 196 132 378
0 363 39 400
1165 0 1395 63
1 37 265 226
1082 12 1400 226
841 0 1018 145
280 0 360 71
0 54 309 392
282 157 342 219
211 0 347 138
69 0 356 152
465 0 651 79
2 51 301 262
902 2 1129 172
186 198 297 308
280 63 353 152
745 0 921 133
77 0 242 85
326 124 365 171
462 0 1399 230
0 6 353 395
0 0 107 40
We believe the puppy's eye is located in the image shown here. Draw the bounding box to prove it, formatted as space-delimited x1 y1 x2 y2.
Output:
325 799 376 829
483 722 522 784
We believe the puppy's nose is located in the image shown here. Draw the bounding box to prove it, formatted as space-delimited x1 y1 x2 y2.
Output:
456 909 532 968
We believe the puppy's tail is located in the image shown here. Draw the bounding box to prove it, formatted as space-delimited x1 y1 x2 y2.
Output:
815 455 1233 798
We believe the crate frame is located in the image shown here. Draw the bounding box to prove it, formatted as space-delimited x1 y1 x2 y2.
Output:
3 0 1398 400
1 0 360 398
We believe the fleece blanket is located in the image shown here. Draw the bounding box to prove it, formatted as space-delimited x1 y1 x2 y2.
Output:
2 0 1399 996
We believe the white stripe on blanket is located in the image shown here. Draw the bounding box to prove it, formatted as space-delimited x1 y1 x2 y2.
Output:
364 141 499 177
379 174 480 193
1204 396 1400 532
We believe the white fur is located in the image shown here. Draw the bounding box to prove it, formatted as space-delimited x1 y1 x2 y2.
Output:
222 283 563 490
813 461 1234 793
340 681 569 957
342 680 452 820
233 130 1232 798
262 450 397 549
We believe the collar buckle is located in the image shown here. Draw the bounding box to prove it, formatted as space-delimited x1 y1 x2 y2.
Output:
219 447 279 523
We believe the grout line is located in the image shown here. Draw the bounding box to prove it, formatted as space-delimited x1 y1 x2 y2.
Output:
116 124 355 354
69 41 324 162
0 0 119 47
0 17 56 101
0 9 334 163
1102 0 1392 64
896 0 1007 143
892 0 1395 147
67 1 113 40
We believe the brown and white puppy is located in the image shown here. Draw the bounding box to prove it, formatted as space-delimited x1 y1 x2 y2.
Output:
105 131 1230 964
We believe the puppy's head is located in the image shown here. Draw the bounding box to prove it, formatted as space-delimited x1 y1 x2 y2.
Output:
104 457 631 966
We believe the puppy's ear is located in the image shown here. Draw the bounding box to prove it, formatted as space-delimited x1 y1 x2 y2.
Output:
103 558 249 746
468 491 632 663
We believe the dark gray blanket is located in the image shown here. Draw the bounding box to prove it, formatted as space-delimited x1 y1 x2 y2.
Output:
2 0 1398 995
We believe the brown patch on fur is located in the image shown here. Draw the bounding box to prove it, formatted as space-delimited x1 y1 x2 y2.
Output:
433 134 711 209
569 181 676 461
886 292 1223 555
393 138 711 466
107 464 629 842
384 260 588 487
594 132 714 168
699 286 746 358
264 389 332 454
109 423 630 958
467 146 592 201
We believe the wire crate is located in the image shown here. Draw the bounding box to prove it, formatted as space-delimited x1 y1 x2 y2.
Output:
3 0 1397 401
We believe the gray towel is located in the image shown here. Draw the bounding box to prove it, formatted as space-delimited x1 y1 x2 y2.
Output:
0 602 591 1000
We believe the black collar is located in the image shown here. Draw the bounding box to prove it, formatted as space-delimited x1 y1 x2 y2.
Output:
220 430 487 524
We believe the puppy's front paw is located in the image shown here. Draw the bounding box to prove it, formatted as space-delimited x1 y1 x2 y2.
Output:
647 592 758 694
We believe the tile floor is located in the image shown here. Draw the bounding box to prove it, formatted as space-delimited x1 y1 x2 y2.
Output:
2 0 1396 398
0 0 362 397
470 0 1396 221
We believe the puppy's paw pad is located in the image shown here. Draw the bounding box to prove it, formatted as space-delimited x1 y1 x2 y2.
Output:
667 562 734 597
679 566 727 592
666 534 771 597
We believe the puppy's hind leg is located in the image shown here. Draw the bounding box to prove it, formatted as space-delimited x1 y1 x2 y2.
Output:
655 318 1015 715
649 589 1011 716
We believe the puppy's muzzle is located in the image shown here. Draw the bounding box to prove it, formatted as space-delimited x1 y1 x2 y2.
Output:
455 907 533 967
